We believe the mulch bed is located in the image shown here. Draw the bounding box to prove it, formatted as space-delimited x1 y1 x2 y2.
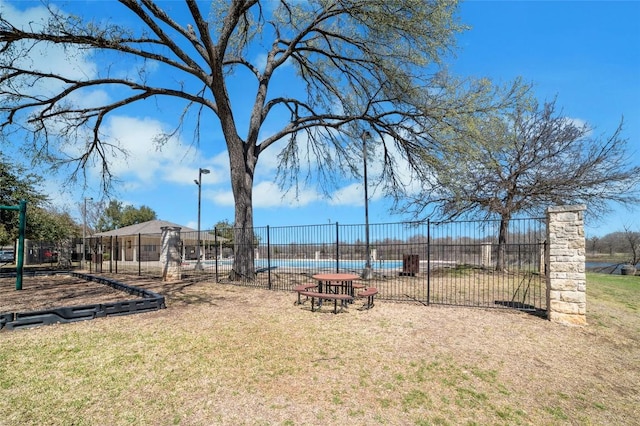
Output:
0 273 166 313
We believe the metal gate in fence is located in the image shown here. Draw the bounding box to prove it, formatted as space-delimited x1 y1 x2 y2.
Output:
422 218 546 311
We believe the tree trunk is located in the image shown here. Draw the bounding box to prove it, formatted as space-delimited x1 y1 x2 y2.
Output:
495 216 510 272
228 136 257 281
230 200 255 280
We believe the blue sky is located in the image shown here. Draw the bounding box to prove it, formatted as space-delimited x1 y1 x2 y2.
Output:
1 0 639 238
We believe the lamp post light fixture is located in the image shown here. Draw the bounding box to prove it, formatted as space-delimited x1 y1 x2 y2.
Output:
361 131 373 280
83 197 93 270
194 168 210 270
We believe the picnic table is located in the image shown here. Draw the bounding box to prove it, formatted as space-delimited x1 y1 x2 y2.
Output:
295 273 359 313
295 272 378 313
312 273 361 298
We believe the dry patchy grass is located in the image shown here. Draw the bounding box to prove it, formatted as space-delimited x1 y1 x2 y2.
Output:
0 273 638 425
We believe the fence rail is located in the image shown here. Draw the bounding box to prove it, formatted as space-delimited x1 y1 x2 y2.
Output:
80 217 546 312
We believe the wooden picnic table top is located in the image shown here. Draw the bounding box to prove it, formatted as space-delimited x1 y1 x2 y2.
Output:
311 273 361 281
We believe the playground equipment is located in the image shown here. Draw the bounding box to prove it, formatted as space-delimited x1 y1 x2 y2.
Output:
0 200 26 290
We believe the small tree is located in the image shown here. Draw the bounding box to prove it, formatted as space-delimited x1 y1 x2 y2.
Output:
0 154 47 245
95 200 157 232
402 93 640 271
120 205 157 228
28 206 82 265
588 236 600 255
95 201 124 233
28 206 81 241
622 225 640 267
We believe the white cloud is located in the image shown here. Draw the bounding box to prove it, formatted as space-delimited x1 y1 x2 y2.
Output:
90 115 228 190
0 1 98 93
253 130 422 209
98 116 181 182
210 151 231 175
254 53 268 72
252 182 283 207
68 88 112 110
38 177 82 214
253 181 319 208
206 189 235 207
328 183 363 206
162 163 226 187
255 138 288 176
206 180 321 209
253 181 320 208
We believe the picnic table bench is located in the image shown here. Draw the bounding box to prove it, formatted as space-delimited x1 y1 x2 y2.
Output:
293 283 318 305
298 291 354 314
357 287 378 310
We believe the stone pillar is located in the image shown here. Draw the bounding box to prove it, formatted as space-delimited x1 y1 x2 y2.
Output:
160 226 182 281
546 205 587 326
481 242 492 268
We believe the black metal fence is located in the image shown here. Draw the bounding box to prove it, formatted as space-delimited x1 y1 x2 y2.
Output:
83 217 547 312
13 238 82 268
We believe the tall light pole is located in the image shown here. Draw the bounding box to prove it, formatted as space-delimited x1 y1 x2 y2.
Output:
194 168 210 270
83 197 93 269
362 131 372 280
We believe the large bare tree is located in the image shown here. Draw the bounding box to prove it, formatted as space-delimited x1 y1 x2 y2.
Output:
0 0 513 279
402 92 640 270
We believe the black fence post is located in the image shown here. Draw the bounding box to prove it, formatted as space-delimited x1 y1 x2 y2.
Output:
267 225 272 290
89 237 93 274
109 236 113 273
138 233 141 276
115 235 118 274
427 219 431 305
214 228 219 282
335 222 340 273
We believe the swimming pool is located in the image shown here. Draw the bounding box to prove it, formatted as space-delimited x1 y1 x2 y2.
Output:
214 258 404 271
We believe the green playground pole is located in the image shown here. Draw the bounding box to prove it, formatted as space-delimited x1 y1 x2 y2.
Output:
16 200 26 290
0 200 26 290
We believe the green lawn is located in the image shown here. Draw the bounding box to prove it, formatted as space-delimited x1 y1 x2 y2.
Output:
585 272 639 335
587 272 639 307
0 273 638 425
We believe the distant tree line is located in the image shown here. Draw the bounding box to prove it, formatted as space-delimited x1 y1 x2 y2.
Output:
588 227 640 265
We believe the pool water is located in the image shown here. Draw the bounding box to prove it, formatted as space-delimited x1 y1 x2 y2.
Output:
215 258 404 271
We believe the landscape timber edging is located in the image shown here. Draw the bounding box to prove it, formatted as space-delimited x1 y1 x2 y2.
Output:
0 271 165 331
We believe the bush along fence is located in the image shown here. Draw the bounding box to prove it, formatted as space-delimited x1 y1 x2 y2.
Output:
60 205 585 325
